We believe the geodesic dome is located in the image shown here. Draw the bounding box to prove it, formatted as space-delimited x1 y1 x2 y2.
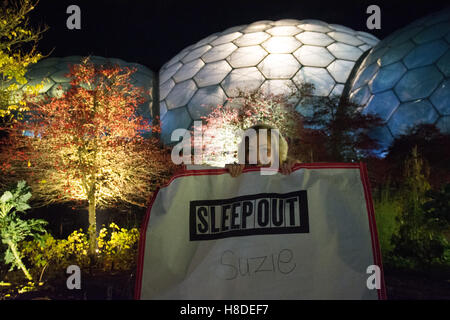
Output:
159 19 379 144
18 55 154 120
347 8 450 148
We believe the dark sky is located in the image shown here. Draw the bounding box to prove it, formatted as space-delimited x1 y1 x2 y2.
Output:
29 0 449 72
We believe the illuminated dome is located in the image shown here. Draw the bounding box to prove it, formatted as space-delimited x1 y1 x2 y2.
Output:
159 19 379 144
347 8 450 148
19 55 154 120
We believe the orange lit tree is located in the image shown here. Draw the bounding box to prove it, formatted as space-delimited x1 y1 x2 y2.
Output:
1 58 175 253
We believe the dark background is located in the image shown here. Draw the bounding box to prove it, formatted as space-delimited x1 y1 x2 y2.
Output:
29 0 449 72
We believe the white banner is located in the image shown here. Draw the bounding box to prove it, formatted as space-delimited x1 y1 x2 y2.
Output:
135 163 386 300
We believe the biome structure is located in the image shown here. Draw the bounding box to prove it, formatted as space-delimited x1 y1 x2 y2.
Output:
16 9 450 148
347 8 450 148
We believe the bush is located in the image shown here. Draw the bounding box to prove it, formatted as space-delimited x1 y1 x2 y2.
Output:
388 148 449 269
374 196 401 256
20 223 140 281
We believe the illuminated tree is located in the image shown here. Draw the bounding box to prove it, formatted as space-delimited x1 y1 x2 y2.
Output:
2 58 176 253
0 0 46 125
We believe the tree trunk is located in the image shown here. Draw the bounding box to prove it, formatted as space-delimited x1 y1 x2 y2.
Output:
88 194 97 254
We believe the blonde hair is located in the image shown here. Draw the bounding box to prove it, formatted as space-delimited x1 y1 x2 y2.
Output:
241 123 288 164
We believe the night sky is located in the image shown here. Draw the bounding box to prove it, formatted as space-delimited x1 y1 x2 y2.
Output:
29 0 449 72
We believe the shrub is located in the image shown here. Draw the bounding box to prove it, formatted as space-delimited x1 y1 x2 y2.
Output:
389 148 449 269
374 194 401 257
20 223 140 280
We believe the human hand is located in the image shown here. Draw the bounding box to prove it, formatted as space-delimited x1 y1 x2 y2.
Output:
280 159 298 175
225 163 245 177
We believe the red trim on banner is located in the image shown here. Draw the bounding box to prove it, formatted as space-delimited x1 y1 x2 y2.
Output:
134 162 386 300
134 188 160 300
359 162 387 300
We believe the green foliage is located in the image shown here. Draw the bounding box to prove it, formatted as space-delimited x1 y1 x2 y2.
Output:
0 181 45 283
21 230 90 272
374 189 402 256
0 0 46 124
97 222 140 271
0 181 47 277
422 183 450 228
20 223 140 280
389 148 449 269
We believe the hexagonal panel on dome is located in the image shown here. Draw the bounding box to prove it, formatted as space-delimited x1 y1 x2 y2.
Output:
182 45 212 63
233 31 271 47
378 41 415 66
220 67 265 97
363 90 400 121
266 25 301 36
159 18 380 144
161 107 193 144
160 62 182 84
261 36 301 53
327 42 363 61
293 46 334 67
257 54 301 78
430 79 450 115
388 100 439 136
26 67 58 80
160 79 175 100
437 50 450 76
295 31 334 46
327 60 354 83
194 60 232 87
202 43 237 63
436 116 450 132
187 86 227 119
368 62 406 94
173 59 204 83
351 62 380 90
165 80 197 110
299 21 331 33
210 32 242 46
328 31 364 46
350 85 372 106
394 65 443 102
293 67 335 96
227 46 268 68
412 21 450 44
50 69 71 83
403 39 448 68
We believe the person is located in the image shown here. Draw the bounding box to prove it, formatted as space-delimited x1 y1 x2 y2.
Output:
225 123 299 177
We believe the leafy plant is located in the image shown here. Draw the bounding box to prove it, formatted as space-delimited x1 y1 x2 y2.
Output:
21 223 140 280
422 183 450 228
374 187 402 256
0 0 46 125
0 180 47 280
390 148 449 268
